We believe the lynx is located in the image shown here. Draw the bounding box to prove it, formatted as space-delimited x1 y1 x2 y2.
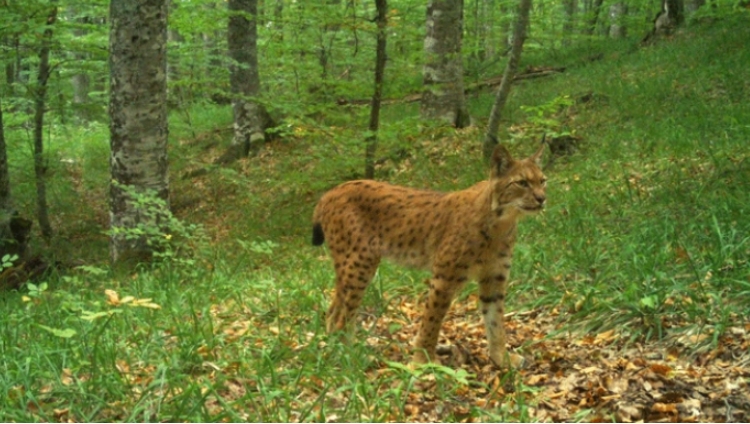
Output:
312 143 547 369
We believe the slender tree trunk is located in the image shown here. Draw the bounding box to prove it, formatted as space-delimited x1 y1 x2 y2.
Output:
226 0 265 160
68 7 92 122
0 100 9 214
3 37 16 94
33 1 57 241
109 0 170 264
421 0 470 128
562 0 577 44
364 0 387 179
585 0 605 35
0 98 14 257
482 0 532 160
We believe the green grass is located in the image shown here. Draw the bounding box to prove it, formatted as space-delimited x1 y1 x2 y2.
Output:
2 16 750 422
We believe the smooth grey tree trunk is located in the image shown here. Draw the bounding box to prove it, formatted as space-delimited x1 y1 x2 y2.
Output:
227 0 265 159
421 0 470 128
109 0 170 264
482 0 532 160
608 2 628 38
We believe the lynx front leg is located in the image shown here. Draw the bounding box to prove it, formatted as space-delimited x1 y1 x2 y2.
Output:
326 251 380 333
479 274 525 370
413 277 465 364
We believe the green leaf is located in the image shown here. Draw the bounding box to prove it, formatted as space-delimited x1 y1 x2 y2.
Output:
639 295 658 309
37 325 77 338
384 360 418 377
80 310 120 321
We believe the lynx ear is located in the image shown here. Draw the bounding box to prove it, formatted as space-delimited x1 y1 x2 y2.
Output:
530 135 547 165
491 144 514 177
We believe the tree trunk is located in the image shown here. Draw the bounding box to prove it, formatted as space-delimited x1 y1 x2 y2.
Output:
421 0 470 128
0 100 31 268
608 2 627 38
0 99 16 261
67 6 92 122
684 0 704 16
642 0 684 43
109 0 170 264
585 0 605 35
364 0 388 180
562 0 577 44
226 0 265 161
33 1 57 241
3 37 17 94
482 0 532 160
0 100 9 218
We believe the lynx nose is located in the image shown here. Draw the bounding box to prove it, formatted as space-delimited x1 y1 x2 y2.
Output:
534 193 546 205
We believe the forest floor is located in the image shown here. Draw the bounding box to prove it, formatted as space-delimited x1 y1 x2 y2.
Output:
358 296 750 422
2 16 750 423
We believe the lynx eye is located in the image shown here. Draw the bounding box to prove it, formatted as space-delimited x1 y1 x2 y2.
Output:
516 180 529 188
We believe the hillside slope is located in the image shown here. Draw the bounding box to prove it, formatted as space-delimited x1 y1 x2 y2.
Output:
2 16 749 423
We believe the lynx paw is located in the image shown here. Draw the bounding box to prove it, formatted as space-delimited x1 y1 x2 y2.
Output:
491 351 526 370
411 350 431 365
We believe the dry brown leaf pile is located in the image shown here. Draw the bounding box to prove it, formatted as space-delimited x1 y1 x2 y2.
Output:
359 293 750 422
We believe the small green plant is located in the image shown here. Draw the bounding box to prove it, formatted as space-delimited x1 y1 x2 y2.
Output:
519 95 575 138
1 253 18 271
24 281 48 299
241 239 279 256
108 182 207 269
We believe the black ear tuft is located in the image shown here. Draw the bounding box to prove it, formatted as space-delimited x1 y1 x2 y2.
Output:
491 144 514 176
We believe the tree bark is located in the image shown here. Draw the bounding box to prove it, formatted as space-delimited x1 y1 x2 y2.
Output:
585 0 605 35
0 98 14 259
226 0 265 160
109 0 170 264
33 1 57 241
562 0 577 43
0 101 9 216
68 6 92 122
684 0 704 16
608 2 627 38
364 0 388 180
1 96 33 270
420 0 470 128
482 0 532 160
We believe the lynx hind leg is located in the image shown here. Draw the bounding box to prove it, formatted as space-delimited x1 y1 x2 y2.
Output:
326 246 381 334
479 275 525 370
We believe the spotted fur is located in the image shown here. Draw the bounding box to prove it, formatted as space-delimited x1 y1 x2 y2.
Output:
312 143 547 369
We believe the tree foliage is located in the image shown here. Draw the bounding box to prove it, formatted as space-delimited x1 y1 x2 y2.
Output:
0 0 744 256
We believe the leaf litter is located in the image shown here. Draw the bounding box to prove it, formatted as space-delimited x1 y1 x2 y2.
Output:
185 287 750 422
350 292 750 422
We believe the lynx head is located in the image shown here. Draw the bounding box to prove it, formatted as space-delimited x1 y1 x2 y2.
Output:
489 141 547 216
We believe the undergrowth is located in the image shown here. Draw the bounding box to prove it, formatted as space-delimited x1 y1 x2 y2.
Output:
1 17 749 422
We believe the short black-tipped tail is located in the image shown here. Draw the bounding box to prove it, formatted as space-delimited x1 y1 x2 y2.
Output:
312 223 325 246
